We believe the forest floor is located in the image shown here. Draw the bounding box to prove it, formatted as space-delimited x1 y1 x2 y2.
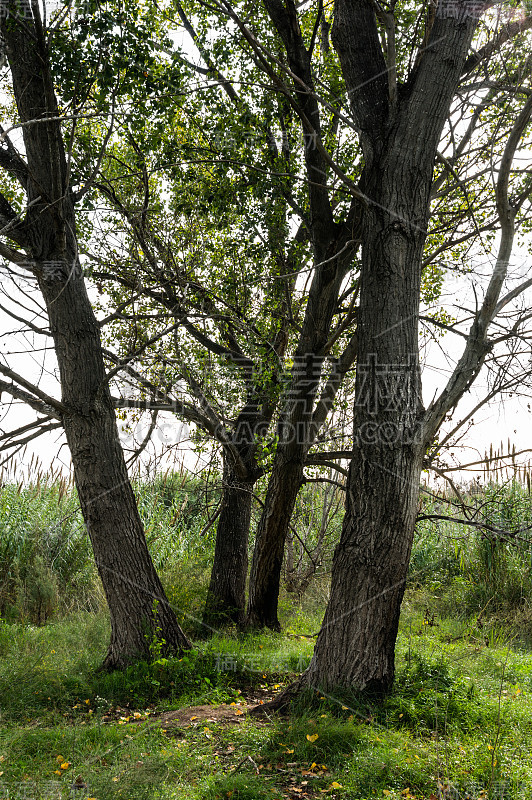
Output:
1 590 532 800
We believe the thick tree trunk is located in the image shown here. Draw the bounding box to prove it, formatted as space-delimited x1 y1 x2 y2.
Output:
203 462 254 629
58 335 192 668
304 5 478 693
306 203 426 692
3 4 191 669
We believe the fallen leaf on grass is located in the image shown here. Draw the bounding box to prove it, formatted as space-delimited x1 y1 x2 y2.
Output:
306 734 319 743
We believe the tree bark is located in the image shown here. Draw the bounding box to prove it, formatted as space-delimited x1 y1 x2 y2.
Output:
247 455 305 630
305 3 478 693
306 209 426 692
2 3 190 669
203 459 254 629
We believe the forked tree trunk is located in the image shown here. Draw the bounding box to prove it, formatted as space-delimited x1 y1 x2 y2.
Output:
3 3 190 669
305 4 478 693
203 461 254 629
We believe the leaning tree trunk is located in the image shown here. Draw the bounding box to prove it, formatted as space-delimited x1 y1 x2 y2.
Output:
305 2 478 693
247 454 305 630
58 324 192 668
3 2 190 668
203 459 255 629
246 252 357 630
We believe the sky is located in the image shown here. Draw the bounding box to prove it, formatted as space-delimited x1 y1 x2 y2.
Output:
2 245 531 487
0 1 531 486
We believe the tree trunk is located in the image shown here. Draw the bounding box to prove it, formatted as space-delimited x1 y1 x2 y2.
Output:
305 4 478 694
306 200 426 692
3 4 191 669
246 264 357 630
60 354 192 669
247 456 305 630
203 461 254 629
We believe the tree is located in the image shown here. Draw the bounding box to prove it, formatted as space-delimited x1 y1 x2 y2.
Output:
301 2 532 692
167 0 532 682
69 0 532 639
60 9 361 630
0 0 190 667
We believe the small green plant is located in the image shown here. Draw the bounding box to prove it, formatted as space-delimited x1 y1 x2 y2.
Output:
146 599 167 662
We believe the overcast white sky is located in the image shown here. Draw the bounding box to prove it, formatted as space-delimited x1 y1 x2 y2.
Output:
1 241 531 486
0 2 531 486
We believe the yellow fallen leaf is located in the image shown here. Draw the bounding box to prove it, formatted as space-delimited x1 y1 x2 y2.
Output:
331 782 343 789
341 705 348 710
54 770 61 776
306 733 319 742
56 756 64 762
284 749 294 754
235 709 244 715
190 716 198 721
60 763 70 770
112 777 119 782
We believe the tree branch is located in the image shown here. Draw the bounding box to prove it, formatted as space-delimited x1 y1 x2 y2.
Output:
423 92 532 444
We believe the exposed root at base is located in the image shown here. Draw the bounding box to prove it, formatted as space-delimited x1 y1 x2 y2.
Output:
249 675 308 716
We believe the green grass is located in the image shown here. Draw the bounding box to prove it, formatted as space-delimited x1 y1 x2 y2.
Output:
1 601 532 800
2 475 532 798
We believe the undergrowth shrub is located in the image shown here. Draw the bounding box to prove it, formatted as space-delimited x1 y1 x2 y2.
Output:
0 479 97 623
412 482 532 617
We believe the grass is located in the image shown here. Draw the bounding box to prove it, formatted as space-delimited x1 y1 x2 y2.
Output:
2 475 532 798
1 598 532 800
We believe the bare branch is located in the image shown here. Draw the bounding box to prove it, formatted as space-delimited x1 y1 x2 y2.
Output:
0 378 62 418
462 17 532 75
423 92 532 443
0 364 66 416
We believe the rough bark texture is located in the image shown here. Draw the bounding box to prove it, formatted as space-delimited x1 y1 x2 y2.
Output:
305 4 479 693
2 5 190 668
203 460 254 629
